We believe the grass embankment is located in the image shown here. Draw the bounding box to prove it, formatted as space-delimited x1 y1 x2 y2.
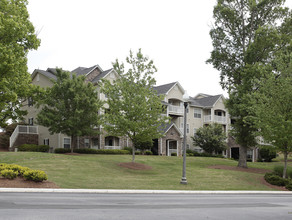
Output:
0 152 290 190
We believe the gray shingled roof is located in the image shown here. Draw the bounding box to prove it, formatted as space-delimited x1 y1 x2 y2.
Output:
189 94 222 108
153 82 176 95
71 65 98 76
91 68 113 83
34 69 57 80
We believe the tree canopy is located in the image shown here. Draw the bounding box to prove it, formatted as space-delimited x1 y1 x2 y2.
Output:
207 0 291 167
36 69 103 153
251 49 292 178
0 0 40 127
192 123 226 154
101 49 168 162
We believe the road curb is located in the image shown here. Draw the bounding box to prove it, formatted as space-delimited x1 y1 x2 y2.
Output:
1 188 292 194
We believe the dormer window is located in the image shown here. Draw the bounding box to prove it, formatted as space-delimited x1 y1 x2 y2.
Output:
28 97 33 107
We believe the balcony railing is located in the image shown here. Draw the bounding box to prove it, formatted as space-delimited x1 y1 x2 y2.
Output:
204 115 227 124
168 104 184 115
10 125 38 148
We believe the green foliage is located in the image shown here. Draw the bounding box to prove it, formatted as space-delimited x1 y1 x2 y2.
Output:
135 139 153 153
273 165 292 179
17 144 49 152
207 0 290 168
54 148 71 154
123 147 133 154
258 146 277 162
264 173 289 186
101 49 168 162
285 182 292 191
23 170 48 182
171 153 177 156
145 151 153 155
36 68 103 152
1 169 18 179
192 123 226 154
54 148 130 155
0 0 40 127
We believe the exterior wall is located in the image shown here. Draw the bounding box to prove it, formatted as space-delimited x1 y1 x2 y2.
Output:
13 134 38 149
85 68 102 82
158 126 182 156
165 84 184 102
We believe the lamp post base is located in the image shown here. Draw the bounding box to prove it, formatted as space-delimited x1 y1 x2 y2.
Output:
180 177 187 185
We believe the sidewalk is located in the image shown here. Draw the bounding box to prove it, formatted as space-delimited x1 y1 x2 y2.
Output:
1 188 292 194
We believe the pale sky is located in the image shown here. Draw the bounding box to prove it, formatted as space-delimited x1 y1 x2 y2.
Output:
26 0 292 98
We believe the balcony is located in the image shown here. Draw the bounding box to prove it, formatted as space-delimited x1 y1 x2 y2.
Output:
168 104 184 116
10 125 38 148
204 115 227 124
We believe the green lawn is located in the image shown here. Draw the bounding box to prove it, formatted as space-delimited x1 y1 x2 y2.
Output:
0 152 290 190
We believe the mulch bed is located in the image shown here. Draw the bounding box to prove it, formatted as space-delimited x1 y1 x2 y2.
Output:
0 177 59 188
118 162 152 170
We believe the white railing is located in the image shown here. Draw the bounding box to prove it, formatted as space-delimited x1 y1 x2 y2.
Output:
9 125 38 148
104 146 121 150
204 115 226 124
168 104 184 115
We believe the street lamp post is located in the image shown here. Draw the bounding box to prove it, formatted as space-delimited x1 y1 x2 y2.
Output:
180 92 189 185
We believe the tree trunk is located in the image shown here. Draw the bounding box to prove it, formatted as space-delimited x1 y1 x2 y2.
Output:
283 151 288 179
238 145 248 168
71 135 76 154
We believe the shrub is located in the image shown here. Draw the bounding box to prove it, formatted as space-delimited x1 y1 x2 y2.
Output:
258 145 277 162
145 151 153 155
264 173 289 186
171 152 177 156
285 182 292 191
73 148 98 154
123 147 132 153
54 148 71 154
273 165 292 179
17 144 49 152
23 170 48 182
1 169 18 179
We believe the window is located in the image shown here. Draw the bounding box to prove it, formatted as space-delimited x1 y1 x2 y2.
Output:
187 124 189 133
194 108 202 118
44 138 49 146
193 128 197 136
28 97 33 107
84 138 90 148
64 138 71 149
28 118 34 125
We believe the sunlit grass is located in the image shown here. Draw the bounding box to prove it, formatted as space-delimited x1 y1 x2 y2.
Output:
0 152 290 190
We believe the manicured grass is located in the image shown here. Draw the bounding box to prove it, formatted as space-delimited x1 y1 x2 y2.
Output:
0 152 290 190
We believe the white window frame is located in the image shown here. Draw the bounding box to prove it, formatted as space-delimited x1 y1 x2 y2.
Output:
84 138 90 148
194 108 202 118
44 138 49 146
64 138 71 149
28 118 34 125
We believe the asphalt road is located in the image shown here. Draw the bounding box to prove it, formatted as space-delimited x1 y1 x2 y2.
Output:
0 192 292 220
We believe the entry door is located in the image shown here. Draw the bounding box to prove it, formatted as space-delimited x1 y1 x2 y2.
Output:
168 140 178 156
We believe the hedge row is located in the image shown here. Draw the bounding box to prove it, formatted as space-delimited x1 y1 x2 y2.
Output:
186 149 224 158
54 148 130 155
0 163 47 182
17 144 50 152
264 166 292 191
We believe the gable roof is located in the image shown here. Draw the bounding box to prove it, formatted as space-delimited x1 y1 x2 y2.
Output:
71 64 103 77
31 69 57 81
91 68 114 83
153 81 185 95
189 94 222 108
159 122 183 137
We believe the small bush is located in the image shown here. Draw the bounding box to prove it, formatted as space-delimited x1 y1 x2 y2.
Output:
135 151 141 155
74 149 130 155
171 152 177 156
73 148 98 154
123 147 132 153
145 151 153 155
273 165 292 179
17 144 49 152
23 170 48 182
285 182 292 191
258 145 277 162
264 173 289 186
1 169 18 179
54 148 71 154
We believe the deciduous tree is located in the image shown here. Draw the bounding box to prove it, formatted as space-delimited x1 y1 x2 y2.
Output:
36 69 103 153
0 0 40 127
192 123 226 154
101 49 168 162
207 0 291 167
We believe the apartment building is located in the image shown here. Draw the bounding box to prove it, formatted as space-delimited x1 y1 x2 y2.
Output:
12 64 251 159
